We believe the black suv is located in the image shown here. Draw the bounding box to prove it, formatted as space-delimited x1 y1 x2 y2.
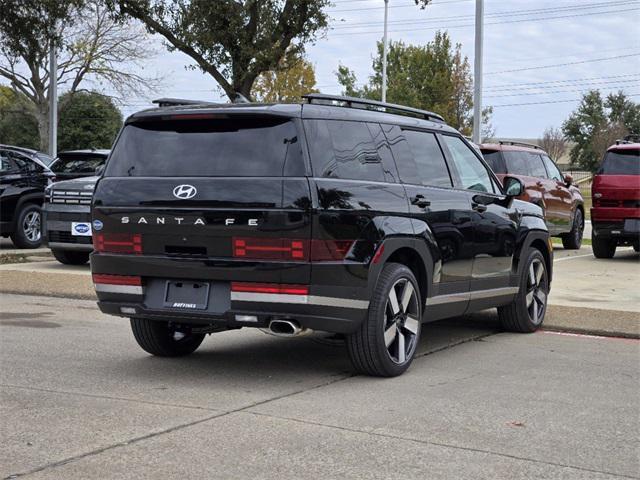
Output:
0 145 55 248
91 94 553 377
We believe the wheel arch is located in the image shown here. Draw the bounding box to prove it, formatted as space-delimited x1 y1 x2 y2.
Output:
367 238 434 308
12 193 44 229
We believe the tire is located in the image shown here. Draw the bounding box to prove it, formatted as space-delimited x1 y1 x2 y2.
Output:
52 249 90 265
10 204 42 249
346 263 422 377
634 244 639 253
561 209 583 250
498 249 549 333
592 235 616 259
130 318 205 357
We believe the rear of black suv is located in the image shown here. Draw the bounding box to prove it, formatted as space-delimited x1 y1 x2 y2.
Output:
92 105 370 338
92 98 552 377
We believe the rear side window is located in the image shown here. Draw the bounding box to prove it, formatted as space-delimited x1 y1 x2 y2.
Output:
503 151 547 178
305 120 387 182
481 150 505 173
401 130 452 187
53 154 106 174
105 117 304 177
599 150 640 175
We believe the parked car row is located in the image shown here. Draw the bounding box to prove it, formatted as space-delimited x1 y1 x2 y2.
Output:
0 146 109 250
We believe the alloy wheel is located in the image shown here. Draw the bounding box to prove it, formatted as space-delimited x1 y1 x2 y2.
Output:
525 258 547 325
383 278 420 364
23 210 41 242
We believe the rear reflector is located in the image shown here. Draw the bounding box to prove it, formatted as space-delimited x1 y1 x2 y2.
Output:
92 274 142 286
94 233 142 254
231 282 309 295
233 237 354 262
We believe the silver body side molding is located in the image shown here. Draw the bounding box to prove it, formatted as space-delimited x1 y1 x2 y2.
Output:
426 287 519 306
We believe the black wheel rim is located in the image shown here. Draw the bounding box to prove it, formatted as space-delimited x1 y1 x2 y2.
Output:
383 278 420 364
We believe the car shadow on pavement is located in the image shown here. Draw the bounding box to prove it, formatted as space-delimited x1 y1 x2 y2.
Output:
108 314 503 383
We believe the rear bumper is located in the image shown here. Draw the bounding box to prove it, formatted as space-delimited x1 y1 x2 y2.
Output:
92 252 370 334
591 215 640 242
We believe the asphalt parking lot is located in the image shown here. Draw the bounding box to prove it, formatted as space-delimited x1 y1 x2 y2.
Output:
0 241 639 479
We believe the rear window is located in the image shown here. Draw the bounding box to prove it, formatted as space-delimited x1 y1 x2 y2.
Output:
599 150 640 175
52 154 106 174
105 117 304 177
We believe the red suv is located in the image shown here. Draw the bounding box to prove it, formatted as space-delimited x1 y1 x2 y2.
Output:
591 136 640 258
481 141 585 249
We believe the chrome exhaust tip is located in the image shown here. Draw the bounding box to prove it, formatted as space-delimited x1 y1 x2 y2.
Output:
261 319 312 338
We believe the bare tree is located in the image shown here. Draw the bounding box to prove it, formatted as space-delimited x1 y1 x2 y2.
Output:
0 0 159 151
592 122 628 165
539 126 567 162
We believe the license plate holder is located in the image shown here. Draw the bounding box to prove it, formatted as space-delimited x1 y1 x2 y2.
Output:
164 280 210 310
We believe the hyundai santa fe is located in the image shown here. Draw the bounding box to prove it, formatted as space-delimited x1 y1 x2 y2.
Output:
90 94 553 377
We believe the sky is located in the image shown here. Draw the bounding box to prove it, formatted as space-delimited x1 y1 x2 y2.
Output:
113 0 640 139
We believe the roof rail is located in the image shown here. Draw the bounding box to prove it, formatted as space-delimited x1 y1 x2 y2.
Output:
498 140 542 150
616 133 640 144
152 97 219 107
302 93 445 123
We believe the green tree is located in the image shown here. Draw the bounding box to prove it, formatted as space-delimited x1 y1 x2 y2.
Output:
58 91 122 151
336 32 493 138
253 54 318 102
0 0 157 152
0 86 39 148
562 90 640 172
112 0 330 102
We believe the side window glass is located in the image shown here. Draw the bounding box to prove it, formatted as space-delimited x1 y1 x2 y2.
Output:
441 135 493 193
402 130 452 188
542 155 563 182
366 123 399 183
382 124 421 183
529 153 548 178
0 153 12 173
7 152 28 171
503 151 530 176
306 120 386 181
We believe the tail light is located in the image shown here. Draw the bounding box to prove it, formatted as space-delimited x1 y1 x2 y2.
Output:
94 233 142 254
92 274 142 286
233 238 306 260
231 282 308 295
233 237 354 262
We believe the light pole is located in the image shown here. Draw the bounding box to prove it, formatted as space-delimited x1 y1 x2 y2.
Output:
381 0 389 103
472 0 484 144
48 37 57 157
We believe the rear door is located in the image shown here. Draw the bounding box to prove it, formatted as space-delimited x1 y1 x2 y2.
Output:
93 114 312 286
385 125 474 313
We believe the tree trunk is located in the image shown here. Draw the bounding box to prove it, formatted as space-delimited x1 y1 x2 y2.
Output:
34 104 49 153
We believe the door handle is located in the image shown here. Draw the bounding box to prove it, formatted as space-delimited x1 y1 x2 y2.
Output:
472 202 487 213
411 194 431 208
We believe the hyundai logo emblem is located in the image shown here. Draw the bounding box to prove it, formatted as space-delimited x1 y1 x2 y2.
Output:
173 184 197 200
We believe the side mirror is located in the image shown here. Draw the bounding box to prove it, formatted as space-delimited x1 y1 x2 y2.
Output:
95 164 105 176
503 176 524 197
564 174 573 186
